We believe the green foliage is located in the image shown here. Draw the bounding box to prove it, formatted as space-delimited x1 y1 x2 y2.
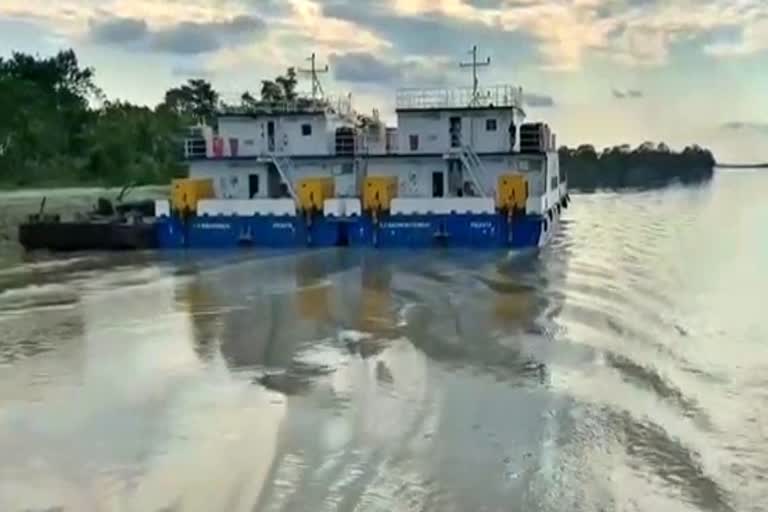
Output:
259 67 298 103
0 49 188 188
83 101 187 186
240 91 258 109
161 78 219 125
559 143 715 191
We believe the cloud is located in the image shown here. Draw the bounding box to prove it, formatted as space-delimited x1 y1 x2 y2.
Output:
320 1 536 68
317 0 768 71
704 17 768 56
4 0 768 78
330 52 401 83
87 14 264 54
171 66 217 79
283 0 390 54
721 122 768 134
329 51 451 87
523 93 555 108
151 22 222 54
89 16 147 44
612 88 643 99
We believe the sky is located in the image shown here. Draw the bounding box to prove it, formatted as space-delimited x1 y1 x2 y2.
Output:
1 0 767 163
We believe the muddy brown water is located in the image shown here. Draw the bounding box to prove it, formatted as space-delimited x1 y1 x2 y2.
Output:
0 174 766 511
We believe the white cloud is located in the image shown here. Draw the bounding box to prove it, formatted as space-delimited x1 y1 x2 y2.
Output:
282 0 390 54
386 0 617 71
373 0 768 69
3 0 768 71
704 17 768 56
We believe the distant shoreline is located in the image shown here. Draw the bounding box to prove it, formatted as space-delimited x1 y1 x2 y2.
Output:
0 181 169 193
715 164 768 169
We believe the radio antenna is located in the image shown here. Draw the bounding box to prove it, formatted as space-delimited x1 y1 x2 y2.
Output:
299 52 329 100
459 45 491 106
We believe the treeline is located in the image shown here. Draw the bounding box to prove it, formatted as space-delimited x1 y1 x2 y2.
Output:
560 143 715 191
0 50 190 187
0 49 300 189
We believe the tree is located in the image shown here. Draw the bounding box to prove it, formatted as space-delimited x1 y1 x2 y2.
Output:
0 49 102 185
1 49 100 104
638 141 655 152
260 68 299 103
260 80 284 103
162 79 219 125
560 143 714 191
240 91 258 110
275 67 298 101
575 144 597 160
0 49 190 188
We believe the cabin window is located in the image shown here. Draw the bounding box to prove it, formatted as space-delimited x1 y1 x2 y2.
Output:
301 123 312 136
244 139 254 146
550 176 559 190
486 119 497 131
409 134 419 151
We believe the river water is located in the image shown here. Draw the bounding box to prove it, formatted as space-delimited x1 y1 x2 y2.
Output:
0 173 766 512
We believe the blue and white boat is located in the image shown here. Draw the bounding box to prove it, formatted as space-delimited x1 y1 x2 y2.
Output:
155 64 569 250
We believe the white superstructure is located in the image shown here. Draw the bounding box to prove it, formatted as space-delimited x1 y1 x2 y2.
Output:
183 77 566 217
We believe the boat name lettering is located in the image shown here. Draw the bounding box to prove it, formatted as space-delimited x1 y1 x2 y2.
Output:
272 222 294 229
381 222 431 229
195 222 231 230
470 222 493 229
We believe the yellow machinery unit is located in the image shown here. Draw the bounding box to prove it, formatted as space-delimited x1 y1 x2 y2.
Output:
363 176 398 212
171 178 215 214
297 177 335 212
496 173 528 213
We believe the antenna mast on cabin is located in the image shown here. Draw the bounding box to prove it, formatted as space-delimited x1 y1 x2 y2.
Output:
299 53 329 100
459 45 491 106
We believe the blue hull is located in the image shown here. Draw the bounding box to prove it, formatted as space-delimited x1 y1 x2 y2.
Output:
156 216 343 249
155 211 557 250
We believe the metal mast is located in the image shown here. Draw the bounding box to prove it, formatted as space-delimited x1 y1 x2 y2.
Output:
299 52 329 100
459 45 491 106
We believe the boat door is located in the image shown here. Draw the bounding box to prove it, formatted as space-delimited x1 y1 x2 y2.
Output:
248 174 260 198
449 116 462 147
432 171 445 198
267 121 275 152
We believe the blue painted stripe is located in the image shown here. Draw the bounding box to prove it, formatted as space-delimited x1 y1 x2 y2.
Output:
155 211 553 250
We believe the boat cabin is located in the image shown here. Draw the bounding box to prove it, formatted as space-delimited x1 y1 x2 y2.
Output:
182 84 564 214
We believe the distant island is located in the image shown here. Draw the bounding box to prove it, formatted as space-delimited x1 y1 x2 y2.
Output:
559 144 716 191
0 49 716 192
716 163 768 169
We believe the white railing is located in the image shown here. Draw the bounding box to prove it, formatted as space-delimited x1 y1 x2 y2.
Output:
396 84 523 110
198 199 297 217
391 198 495 215
218 94 353 118
184 138 207 159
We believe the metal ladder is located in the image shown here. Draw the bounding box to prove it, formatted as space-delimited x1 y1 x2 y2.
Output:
261 154 298 201
449 146 489 197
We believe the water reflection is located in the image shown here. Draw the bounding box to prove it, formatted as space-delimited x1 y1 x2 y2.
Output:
0 233 572 512
169 249 563 510
295 254 334 323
